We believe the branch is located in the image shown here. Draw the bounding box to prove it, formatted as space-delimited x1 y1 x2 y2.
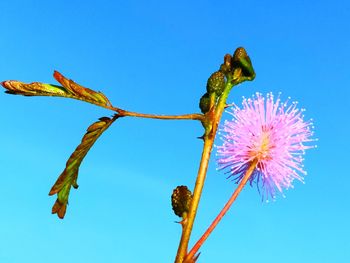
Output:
1 71 203 122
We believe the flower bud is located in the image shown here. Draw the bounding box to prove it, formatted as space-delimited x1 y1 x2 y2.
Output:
206 71 226 96
232 47 255 79
219 54 233 75
171 185 193 218
199 93 210 114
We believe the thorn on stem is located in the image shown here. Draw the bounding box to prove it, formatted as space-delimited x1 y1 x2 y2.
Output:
197 135 205 140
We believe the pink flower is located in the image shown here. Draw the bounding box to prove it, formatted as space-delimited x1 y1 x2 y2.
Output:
217 92 316 201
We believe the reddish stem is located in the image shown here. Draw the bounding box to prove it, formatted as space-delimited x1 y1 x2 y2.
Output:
185 159 258 261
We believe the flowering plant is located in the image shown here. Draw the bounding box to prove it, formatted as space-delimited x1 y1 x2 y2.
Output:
1 47 315 262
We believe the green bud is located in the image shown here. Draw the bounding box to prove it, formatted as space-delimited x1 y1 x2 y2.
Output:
219 54 233 75
199 93 210 114
232 47 255 79
171 185 193 218
206 71 226 96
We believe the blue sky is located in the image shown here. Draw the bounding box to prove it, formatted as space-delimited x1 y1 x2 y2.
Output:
0 0 349 262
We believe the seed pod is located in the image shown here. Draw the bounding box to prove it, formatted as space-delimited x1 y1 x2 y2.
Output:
199 93 210 114
206 71 226 96
171 185 193 218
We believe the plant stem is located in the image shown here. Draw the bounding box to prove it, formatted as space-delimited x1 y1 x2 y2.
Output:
174 53 255 262
185 159 258 261
174 136 215 263
174 81 233 263
116 109 204 121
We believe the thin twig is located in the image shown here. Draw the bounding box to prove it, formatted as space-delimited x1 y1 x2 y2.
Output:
115 109 204 121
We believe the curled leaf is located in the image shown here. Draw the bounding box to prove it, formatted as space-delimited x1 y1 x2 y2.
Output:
1 71 113 109
49 115 118 219
2 81 67 96
53 71 112 108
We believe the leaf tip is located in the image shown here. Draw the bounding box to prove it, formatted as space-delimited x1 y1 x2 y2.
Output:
52 199 67 219
53 70 62 81
48 187 57 196
1 80 10 90
1 81 18 95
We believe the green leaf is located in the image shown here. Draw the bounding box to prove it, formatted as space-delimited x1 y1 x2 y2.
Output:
49 115 118 219
1 71 113 109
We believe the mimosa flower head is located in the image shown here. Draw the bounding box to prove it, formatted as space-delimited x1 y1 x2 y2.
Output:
217 92 316 201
